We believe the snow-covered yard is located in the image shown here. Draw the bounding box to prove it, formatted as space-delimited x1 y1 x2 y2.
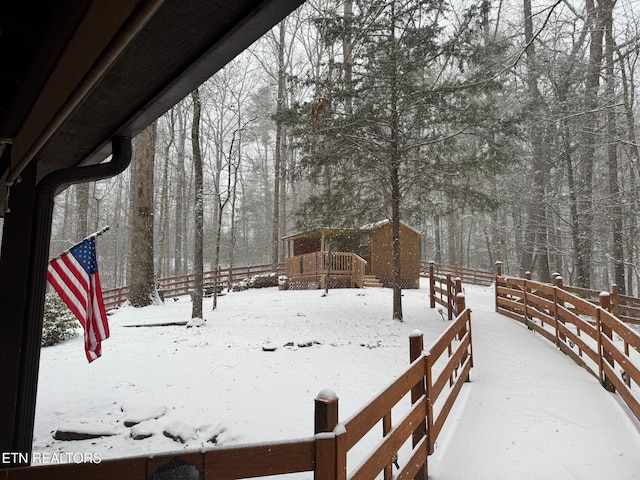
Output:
32 282 640 479
34 283 449 462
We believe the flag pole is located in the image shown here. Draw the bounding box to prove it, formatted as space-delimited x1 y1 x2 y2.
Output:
88 225 110 239
56 225 110 257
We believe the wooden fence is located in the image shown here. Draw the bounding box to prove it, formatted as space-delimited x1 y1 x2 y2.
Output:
427 262 463 321
102 263 284 311
421 261 493 287
493 261 640 325
496 273 640 422
559 283 640 325
1 307 473 479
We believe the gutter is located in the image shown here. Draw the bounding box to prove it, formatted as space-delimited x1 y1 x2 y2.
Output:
11 136 131 462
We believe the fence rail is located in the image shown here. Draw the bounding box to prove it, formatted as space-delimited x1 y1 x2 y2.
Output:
561 283 640 325
421 261 493 286
102 263 284 311
427 263 462 321
3 307 473 479
496 273 640 423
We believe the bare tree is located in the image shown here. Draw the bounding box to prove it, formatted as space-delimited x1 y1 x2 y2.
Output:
272 20 287 272
519 0 551 282
75 183 89 240
603 0 624 292
191 88 204 319
128 122 157 307
174 102 188 276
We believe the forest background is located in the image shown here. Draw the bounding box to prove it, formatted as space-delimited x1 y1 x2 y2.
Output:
3 0 640 306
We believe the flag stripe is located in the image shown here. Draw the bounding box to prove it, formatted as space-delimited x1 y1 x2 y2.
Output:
48 260 88 310
47 237 109 363
48 257 89 325
47 266 87 325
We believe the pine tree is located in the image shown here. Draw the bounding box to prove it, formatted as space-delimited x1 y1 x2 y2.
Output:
294 0 515 320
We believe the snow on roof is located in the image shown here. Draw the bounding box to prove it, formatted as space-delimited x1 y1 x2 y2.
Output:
282 227 361 240
360 219 422 235
282 220 422 240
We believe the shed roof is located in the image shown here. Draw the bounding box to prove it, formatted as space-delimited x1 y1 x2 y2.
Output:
283 220 422 241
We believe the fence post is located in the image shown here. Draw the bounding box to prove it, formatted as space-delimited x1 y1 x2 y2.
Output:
494 262 502 312
455 292 466 317
429 261 436 308
598 293 615 393
409 331 428 480
455 293 467 350
446 274 453 320
611 284 619 317
553 276 565 344
314 390 340 480
523 272 531 327
314 390 339 434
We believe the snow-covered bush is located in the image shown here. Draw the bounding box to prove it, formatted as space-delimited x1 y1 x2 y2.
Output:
232 273 280 291
42 293 79 347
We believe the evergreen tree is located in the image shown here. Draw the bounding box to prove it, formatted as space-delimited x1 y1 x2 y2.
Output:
294 0 515 320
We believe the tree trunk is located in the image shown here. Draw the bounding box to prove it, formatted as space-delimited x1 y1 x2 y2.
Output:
174 106 186 276
575 0 605 288
128 122 157 307
271 20 286 272
343 0 353 115
191 88 204 319
390 0 402 321
603 0 624 292
157 110 174 277
75 183 89 240
520 0 550 282
618 44 640 295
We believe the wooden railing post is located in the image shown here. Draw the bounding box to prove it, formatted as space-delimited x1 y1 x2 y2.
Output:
446 274 453 320
553 276 565 344
494 261 502 312
523 272 530 328
598 293 615 393
456 293 467 348
429 261 436 308
409 331 428 480
611 284 619 316
314 390 346 480
455 292 466 317
314 390 339 434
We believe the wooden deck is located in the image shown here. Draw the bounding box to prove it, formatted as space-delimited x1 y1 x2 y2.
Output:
285 252 367 289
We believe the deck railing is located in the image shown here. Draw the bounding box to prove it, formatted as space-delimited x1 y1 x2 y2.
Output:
2 307 473 479
285 252 367 289
496 273 640 422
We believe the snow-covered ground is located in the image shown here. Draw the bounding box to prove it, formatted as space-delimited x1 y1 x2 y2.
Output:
33 281 640 478
34 282 450 461
429 286 640 479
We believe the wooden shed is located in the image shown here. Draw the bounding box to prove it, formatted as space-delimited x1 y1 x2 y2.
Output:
362 220 421 289
283 220 421 290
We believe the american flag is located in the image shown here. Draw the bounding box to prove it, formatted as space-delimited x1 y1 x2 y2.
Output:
47 236 109 362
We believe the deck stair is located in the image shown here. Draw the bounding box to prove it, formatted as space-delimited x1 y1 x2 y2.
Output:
363 275 383 288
